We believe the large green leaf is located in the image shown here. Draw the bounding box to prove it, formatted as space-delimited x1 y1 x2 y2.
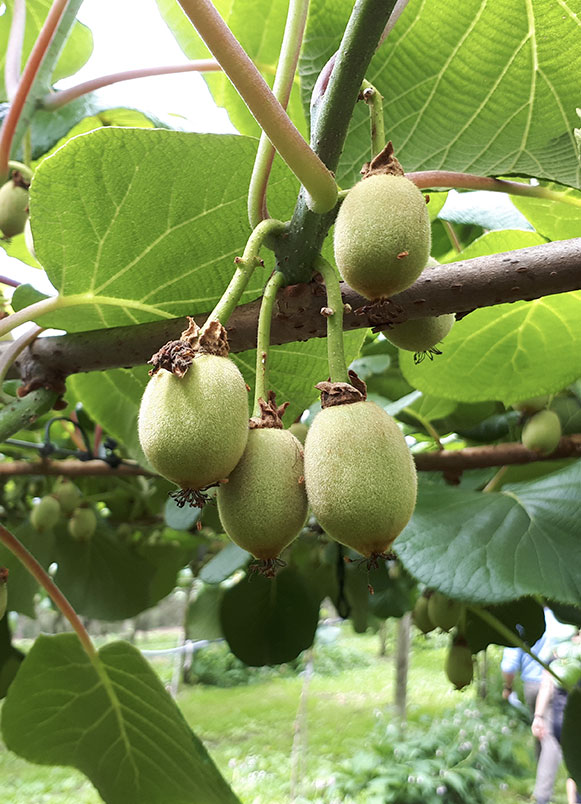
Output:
301 0 581 188
14 128 297 331
0 617 24 700
400 230 581 405
465 599 545 653
396 462 581 605
1 633 240 804
0 1 93 99
0 522 54 617
512 183 581 240
156 0 307 139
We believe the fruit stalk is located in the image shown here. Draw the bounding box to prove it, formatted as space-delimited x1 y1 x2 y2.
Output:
0 523 97 659
313 256 349 384
253 271 285 417
201 218 287 335
247 0 310 228
360 79 385 158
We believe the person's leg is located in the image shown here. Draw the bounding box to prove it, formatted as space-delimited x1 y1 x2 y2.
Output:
566 777 579 804
525 681 562 804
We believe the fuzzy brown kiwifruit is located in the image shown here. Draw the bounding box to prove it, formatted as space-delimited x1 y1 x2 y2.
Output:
521 409 562 455
138 354 249 493
0 180 29 238
217 428 308 560
333 174 431 300
304 400 417 558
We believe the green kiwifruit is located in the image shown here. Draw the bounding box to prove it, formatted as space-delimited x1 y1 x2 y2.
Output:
217 428 308 559
68 507 97 541
304 400 417 557
334 174 431 300
521 409 562 455
138 354 249 491
289 421 308 445
30 495 61 532
52 478 82 514
512 395 550 414
412 593 436 634
445 638 473 690
387 313 454 353
0 180 29 238
428 591 461 631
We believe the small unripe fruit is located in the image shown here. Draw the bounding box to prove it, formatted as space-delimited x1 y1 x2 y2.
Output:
428 592 462 631
289 421 308 445
334 174 431 300
217 428 308 559
0 180 29 238
446 638 473 690
512 395 550 414
522 410 562 455
30 496 61 532
387 313 454 353
304 401 417 557
412 594 436 634
52 479 83 514
68 507 97 541
138 355 249 491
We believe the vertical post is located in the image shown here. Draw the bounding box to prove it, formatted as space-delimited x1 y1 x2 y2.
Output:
395 612 411 723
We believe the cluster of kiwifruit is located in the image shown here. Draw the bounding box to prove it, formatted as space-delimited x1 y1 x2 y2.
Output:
137 164 443 574
29 478 97 542
513 396 562 455
413 589 473 690
0 172 29 239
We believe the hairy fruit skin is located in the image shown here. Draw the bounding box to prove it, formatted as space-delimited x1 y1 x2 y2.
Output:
0 181 29 238
138 355 249 490
446 641 473 690
387 313 454 352
412 594 436 634
30 496 61 532
333 175 431 300
428 592 462 632
512 395 550 414
304 400 417 557
521 409 562 455
217 428 308 559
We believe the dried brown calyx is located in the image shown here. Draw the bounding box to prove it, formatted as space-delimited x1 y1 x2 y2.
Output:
249 390 289 429
148 317 230 377
316 370 367 409
0 567 8 584
361 141 405 179
248 557 287 578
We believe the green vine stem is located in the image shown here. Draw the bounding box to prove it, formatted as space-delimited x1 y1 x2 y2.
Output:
360 79 385 159
4 0 26 102
0 325 44 398
408 171 581 209
41 60 222 110
403 407 443 449
468 605 568 691
0 523 97 659
314 256 349 384
201 218 287 334
482 465 509 493
0 388 57 445
177 0 337 214
0 0 84 181
253 271 285 416
247 0 310 229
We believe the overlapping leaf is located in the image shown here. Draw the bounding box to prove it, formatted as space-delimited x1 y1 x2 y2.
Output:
1 634 240 804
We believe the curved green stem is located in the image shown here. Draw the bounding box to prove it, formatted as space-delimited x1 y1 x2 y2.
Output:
8 160 34 181
403 407 443 449
0 388 57 444
360 79 385 159
201 218 287 333
4 0 26 102
0 325 43 389
177 0 337 214
408 171 581 209
482 466 509 493
468 605 568 691
0 524 96 659
253 271 285 416
314 256 349 383
247 0 310 229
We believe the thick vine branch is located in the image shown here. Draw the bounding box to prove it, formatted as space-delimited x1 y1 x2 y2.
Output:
5 239 580 391
0 460 151 477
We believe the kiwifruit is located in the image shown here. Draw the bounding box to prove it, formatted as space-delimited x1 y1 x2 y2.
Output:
138 354 249 492
428 591 462 631
30 495 61 532
217 428 308 560
512 395 550 414
0 180 29 238
304 400 417 557
521 409 562 455
387 313 454 353
68 507 97 541
52 478 83 514
333 174 431 300
289 421 308 445
445 637 473 690
412 593 436 634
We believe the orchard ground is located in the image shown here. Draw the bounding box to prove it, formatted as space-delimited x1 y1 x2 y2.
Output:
0 626 571 804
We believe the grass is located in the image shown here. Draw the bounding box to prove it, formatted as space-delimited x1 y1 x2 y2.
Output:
0 625 569 804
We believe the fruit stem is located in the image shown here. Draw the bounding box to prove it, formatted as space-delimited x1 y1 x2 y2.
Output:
442 220 462 253
314 256 349 384
202 218 287 333
177 0 337 215
408 171 581 209
468 605 570 691
247 0 310 229
40 61 222 110
0 523 97 660
7 160 35 181
0 325 44 390
253 271 285 417
481 465 508 493
403 407 444 450
360 79 385 159
4 0 26 102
